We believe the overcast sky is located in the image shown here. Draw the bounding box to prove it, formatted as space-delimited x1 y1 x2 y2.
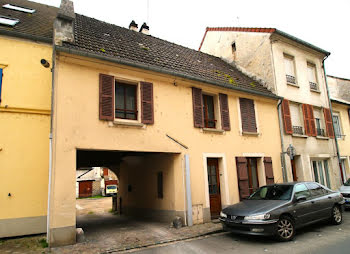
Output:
33 0 350 79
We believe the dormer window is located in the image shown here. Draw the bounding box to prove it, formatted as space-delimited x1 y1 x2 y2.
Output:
2 4 35 13
0 15 19 26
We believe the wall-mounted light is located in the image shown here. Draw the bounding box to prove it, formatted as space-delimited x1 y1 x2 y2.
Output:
40 59 50 68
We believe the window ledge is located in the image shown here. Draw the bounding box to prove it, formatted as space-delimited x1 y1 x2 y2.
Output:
242 131 259 136
287 82 299 88
292 134 308 138
202 128 225 134
316 136 329 140
310 89 321 93
111 120 145 128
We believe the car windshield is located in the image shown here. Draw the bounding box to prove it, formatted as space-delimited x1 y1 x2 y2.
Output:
344 179 350 186
248 185 293 200
107 186 117 189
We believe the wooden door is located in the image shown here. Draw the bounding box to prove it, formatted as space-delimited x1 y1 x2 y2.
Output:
291 159 298 182
247 158 259 195
79 181 93 198
207 158 221 218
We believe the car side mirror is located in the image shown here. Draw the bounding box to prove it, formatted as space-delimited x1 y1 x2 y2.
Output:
296 195 307 202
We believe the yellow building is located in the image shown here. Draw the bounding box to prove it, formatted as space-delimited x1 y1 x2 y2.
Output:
47 2 283 246
328 75 350 181
0 0 57 238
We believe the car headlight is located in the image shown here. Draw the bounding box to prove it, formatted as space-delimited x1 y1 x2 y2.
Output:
245 213 271 220
220 211 227 218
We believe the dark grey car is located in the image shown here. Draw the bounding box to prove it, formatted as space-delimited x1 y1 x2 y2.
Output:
220 182 344 241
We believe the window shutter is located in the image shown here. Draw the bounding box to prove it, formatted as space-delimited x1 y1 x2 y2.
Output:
140 82 154 124
308 105 317 136
324 108 335 138
192 87 204 128
281 99 293 134
235 157 249 200
239 98 257 132
263 157 274 185
219 93 230 131
99 73 114 121
302 104 311 136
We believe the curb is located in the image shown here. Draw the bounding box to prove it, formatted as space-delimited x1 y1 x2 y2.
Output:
102 229 224 253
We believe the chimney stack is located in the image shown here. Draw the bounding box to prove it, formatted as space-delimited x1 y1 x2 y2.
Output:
54 0 75 45
129 20 138 32
139 22 149 35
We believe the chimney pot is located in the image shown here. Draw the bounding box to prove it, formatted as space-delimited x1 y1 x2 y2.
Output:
129 20 138 32
139 22 149 35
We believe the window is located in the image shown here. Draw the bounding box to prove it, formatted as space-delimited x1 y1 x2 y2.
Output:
115 82 137 120
290 103 303 135
294 184 311 199
202 94 216 128
0 68 3 102
333 113 342 138
307 63 318 91
239 98 257 133
2 4 35 13
311 160 331 188
157 172 163 199
284 54 297 85
314 107 326 136
341 159 347 183
0 15 19 26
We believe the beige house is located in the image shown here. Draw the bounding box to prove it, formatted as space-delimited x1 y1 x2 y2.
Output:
328 75 350 181
200 27 342 188
47 2 283 246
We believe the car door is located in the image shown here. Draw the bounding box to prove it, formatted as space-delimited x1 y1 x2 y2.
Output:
306 183 327 221
292 183 314 226
315 184 334 219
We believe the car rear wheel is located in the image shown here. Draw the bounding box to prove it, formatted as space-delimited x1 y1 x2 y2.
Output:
330 205 342 225
275 216 295 241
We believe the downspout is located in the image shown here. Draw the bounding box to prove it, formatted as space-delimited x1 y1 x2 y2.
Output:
46 43 56 245
277 99 287 182
322 55 344 184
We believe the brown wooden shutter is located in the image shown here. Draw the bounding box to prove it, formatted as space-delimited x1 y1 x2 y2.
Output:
324 108 335 138
263 157 274 185
192 87 204 128
219 93 230 131
308 105 317 137
236 157 249 200
99 73 114 121
281 99 293 134
140 82 154 124
239 98 257 132
302 104 311 136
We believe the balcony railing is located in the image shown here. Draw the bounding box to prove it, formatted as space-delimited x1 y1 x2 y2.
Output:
317 128 326 137
309 82 318 91
293 126 304 135
286 75 296 84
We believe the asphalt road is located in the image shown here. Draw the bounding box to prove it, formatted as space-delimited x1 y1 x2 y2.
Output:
130 212 350 254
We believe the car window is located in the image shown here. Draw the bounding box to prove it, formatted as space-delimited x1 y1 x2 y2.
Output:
294 184 311 199
306 183 325 196
249 185 293 200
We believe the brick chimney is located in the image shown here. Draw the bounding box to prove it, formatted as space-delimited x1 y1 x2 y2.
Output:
54 0 75 46
139 22 149 35
129 20 138 32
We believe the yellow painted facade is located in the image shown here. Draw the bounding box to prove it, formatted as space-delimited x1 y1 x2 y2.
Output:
0 35 51 237
48 52 283 245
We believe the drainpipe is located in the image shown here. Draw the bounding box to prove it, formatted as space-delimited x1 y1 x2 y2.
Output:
277 99 287 182
322 55 344 184
184 154 193 226
46 44 56 245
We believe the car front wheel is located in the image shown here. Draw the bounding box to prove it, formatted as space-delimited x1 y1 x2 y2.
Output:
330 205 342 225
275 215 295 241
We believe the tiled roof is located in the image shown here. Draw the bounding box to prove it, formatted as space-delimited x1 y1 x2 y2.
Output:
61 14 277 98
0 0 58 42
199 27 330 56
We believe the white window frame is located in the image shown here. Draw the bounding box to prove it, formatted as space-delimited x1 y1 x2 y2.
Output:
284 54 297 86
311 159 331 188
